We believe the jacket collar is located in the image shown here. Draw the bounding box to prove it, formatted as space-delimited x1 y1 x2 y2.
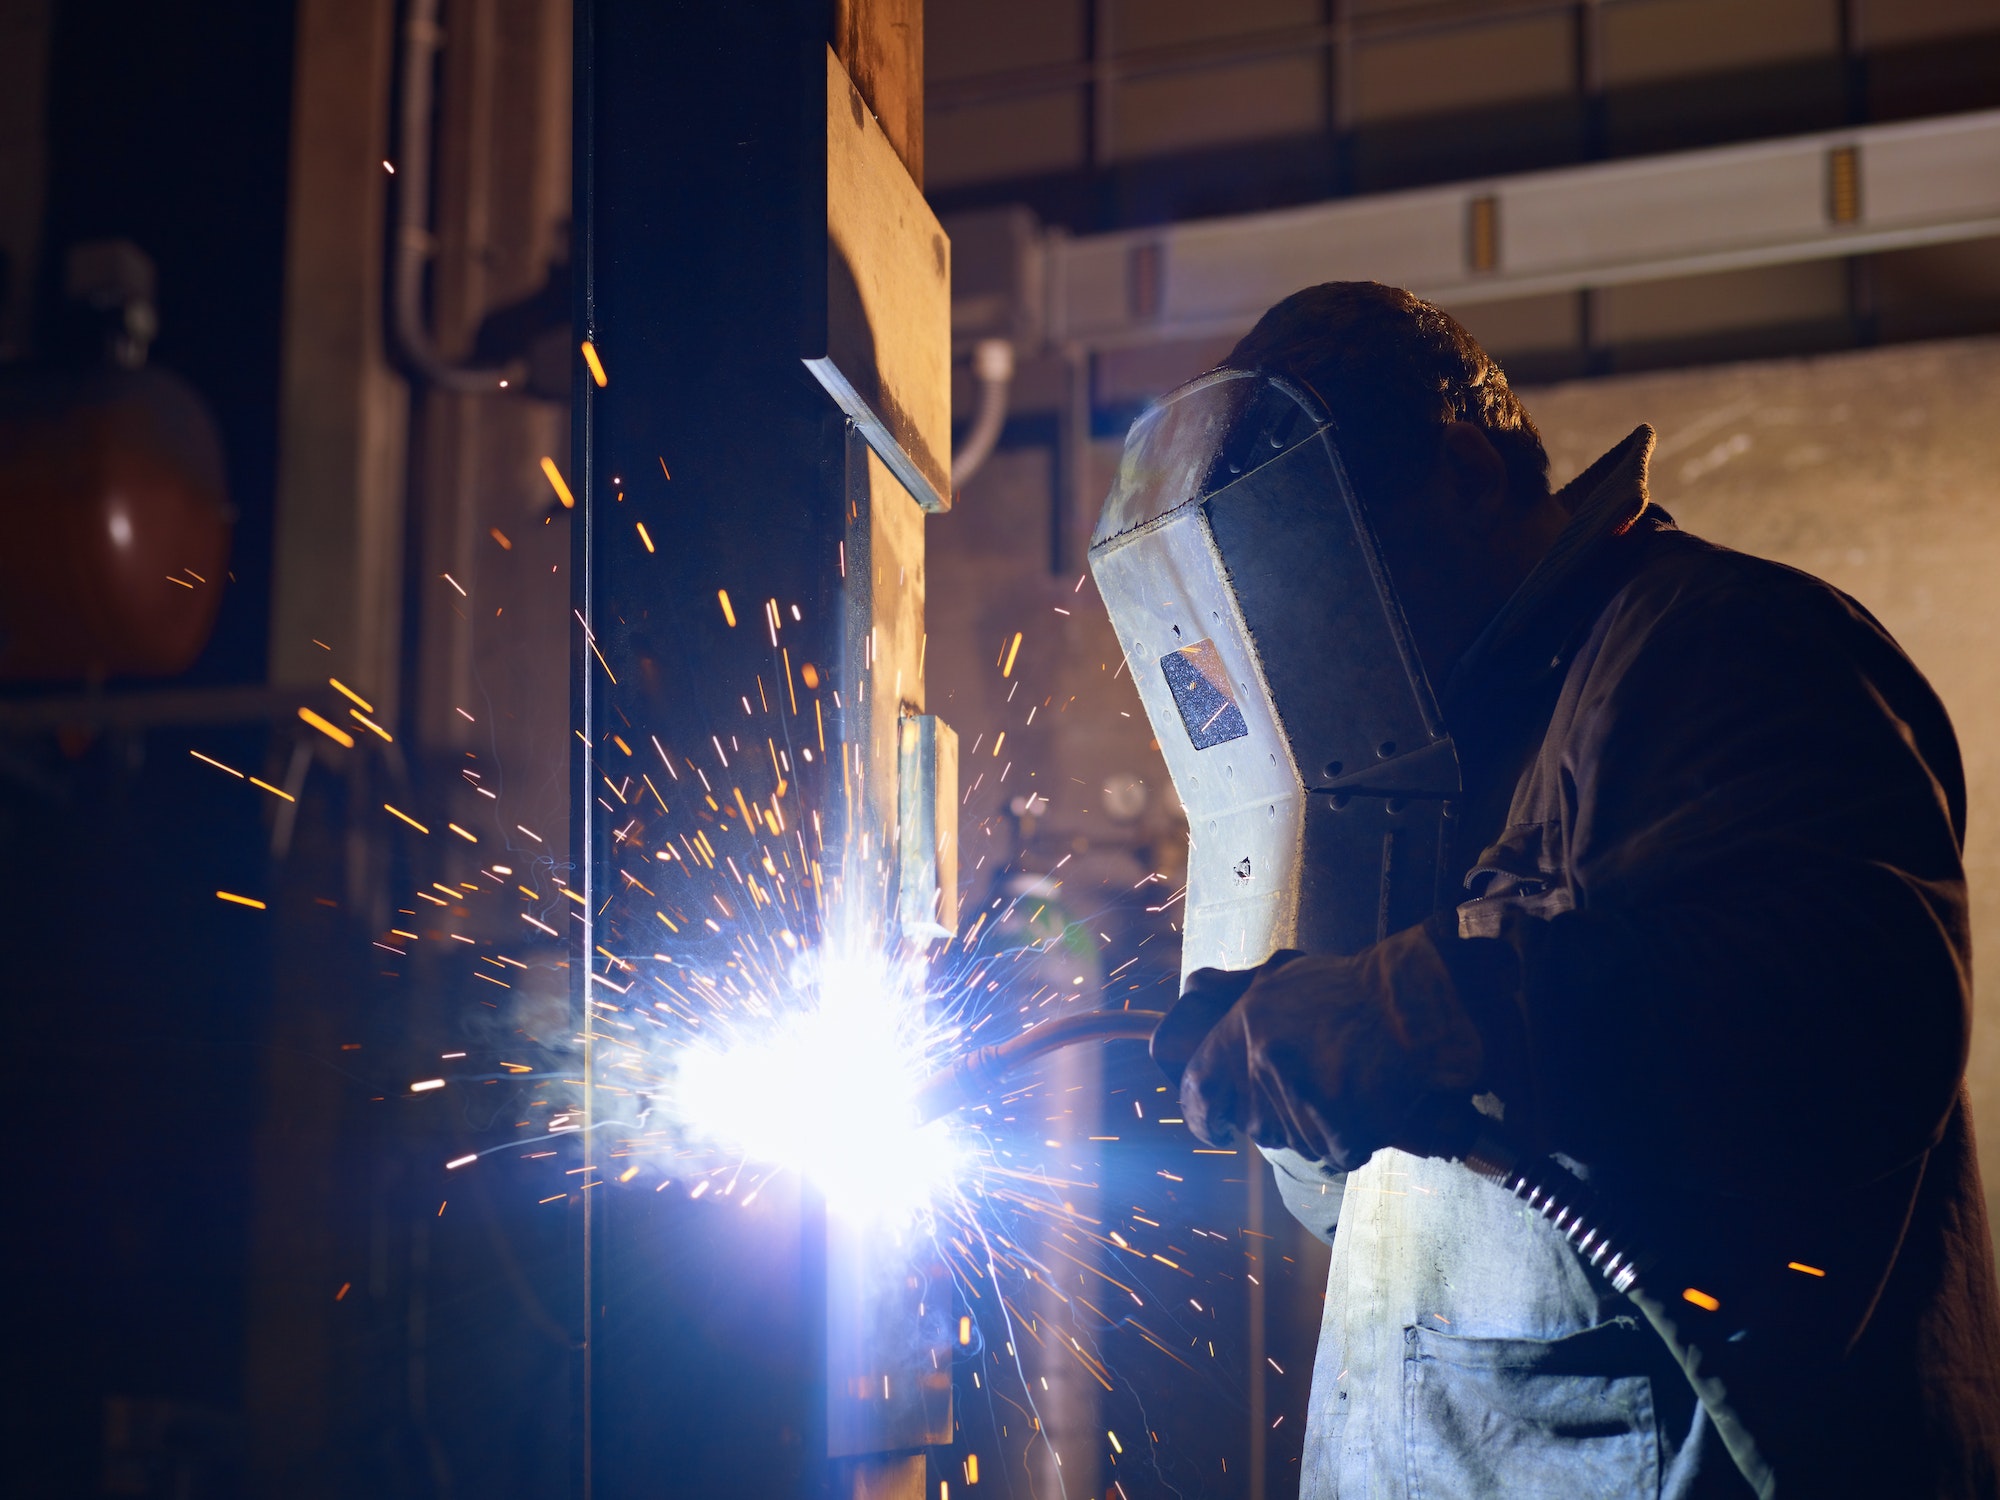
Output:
1442 424 1659 712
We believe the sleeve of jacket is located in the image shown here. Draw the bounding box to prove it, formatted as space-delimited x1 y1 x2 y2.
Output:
1488 566 1971 1199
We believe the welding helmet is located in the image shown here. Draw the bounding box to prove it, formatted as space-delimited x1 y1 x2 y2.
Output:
1089 367 1462 982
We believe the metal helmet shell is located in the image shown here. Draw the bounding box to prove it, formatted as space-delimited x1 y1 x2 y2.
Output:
1089 368 1462 981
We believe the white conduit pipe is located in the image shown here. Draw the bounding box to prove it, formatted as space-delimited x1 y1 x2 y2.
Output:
392 0 521 394
949 338 1016 491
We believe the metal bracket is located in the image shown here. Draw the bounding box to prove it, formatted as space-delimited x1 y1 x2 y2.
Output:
896 714 958 942
807 46 953 514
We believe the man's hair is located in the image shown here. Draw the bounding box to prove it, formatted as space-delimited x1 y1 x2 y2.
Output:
1227 281 1550 510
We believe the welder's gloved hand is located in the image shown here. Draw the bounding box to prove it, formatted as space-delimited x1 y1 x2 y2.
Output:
1179 923 1493 1171
1151 950 1303 1100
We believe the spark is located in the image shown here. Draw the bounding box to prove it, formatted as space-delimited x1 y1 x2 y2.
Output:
669 937 963 1222
216 891 266 910
330 678 374 712
576 610 618 682
541 456 577 509
279 455 1289 1472
384 804 430 834
299 707 356 748
1682 1287 1721 1311
581 340 609 387
350 710 394 742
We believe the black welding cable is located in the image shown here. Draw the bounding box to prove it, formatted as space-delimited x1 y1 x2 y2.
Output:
916 1007 1656 1298
920 1007 1655 1298
912 1008 1165 1123
916 1000 1765 1475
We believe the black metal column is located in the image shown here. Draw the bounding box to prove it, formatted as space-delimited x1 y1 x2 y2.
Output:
574 3 847 1495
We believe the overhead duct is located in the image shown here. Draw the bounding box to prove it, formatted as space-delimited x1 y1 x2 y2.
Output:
950 108 2000 362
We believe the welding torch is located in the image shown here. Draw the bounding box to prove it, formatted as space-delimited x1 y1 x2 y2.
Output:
915 992 1653 1298
913 1008 1167 1123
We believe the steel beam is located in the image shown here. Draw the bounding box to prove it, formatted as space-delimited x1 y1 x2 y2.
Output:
1042 107 2000 350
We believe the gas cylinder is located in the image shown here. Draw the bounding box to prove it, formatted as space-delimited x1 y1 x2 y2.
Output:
0 241 232 682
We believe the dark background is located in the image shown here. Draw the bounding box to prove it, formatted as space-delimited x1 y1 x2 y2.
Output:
8 3 296 1493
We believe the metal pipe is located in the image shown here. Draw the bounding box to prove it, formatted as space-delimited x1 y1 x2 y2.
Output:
948 337 1014 490
392 0 520 393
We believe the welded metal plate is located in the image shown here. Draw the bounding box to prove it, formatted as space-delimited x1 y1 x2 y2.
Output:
896 713 959 939
809 46 952 512
826 1219 952 1457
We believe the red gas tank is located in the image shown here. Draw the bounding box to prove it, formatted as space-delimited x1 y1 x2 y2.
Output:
0 364 232 681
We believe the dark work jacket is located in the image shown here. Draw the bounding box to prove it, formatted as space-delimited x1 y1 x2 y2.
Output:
1292 426 2000 1498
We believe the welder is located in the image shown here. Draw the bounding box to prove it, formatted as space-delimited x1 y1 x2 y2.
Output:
1092 283 2000 1496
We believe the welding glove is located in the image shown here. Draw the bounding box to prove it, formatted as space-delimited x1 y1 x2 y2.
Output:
1150 948 1303 1093
1177 920 1510 1172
